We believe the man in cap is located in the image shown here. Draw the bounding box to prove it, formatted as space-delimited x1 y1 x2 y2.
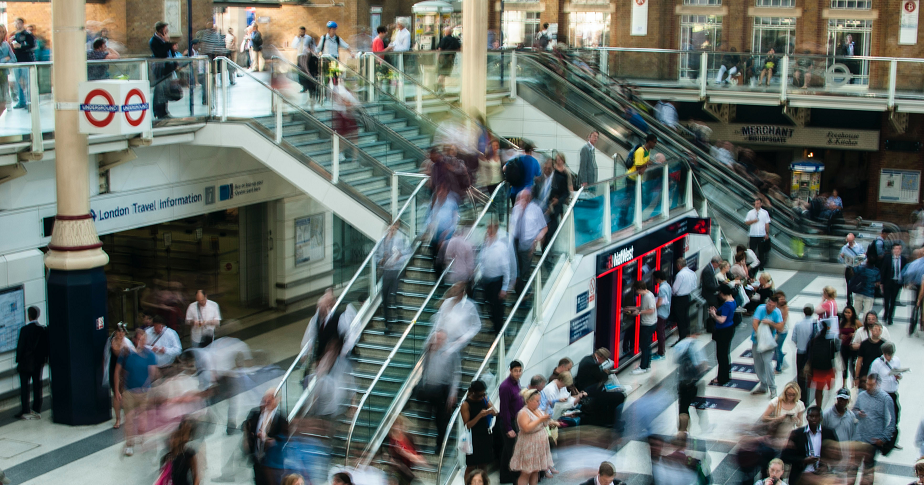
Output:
318 21 351 60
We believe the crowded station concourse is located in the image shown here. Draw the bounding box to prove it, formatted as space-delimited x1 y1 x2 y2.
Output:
4 0 924 484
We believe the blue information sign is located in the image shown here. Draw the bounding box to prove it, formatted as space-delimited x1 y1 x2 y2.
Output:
576 291 589 313
570 311 592 344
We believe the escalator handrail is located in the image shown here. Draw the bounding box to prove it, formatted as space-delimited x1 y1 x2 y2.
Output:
434 186 586 485
344 182 508 464
272 177 430 401
215 57 416 194
357 52 521 150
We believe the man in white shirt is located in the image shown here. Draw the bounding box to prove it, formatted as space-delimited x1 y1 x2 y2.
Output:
655 100 679 131
869 341 902 425
745 198 771 271
839 233 865 307
671 257 697 343
392 18 411 52
377 221 408 335
144 316 182 367
318 21 351 60
300 288 354 366
292 26 316 93
479 217 516 334
625 281 657 374
185 290 221 347
510 190 547 295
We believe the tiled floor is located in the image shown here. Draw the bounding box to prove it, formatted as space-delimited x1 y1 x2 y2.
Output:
7 267 923 484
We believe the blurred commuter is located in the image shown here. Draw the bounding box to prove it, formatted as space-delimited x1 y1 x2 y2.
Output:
424 184 460 276
436 26 460 94
282 475 305 485
244 390 288 485
445 226 476 292
87 38 120 80
431 283 481 353
808 318 839 408
880 243 907 326
792 305 819 405
839 306 861 389
675 329 709 432
479 216 515 334
756 458 787 485
854 322 884 391
478 139 503 193
499 360 525 484
146 315 182 367
250 23 265 71
751 294 784 398
293 27 317 94
505 142 541 201
824 388 858 446
510 389 554 485
300 288 351 367
103 322 134 428
116 329 159 456
386 416 426 485
378 221 409 335
852 257 880 319
708 284 738 385
11 18 34 110
539 152 572 247
510 190 548 295
851 312 890 353
185 289 221 348
854 373 896 485
149 21 173 119
418 330 461 454
467 469 490 485
15 306 48 421
155 418 199 485
462 380 497 477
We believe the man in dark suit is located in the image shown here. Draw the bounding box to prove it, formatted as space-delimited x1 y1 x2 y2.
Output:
836 34 861 84
244 390 289 485
700 256 721 309
578 461 625 485
781 406 839 485
879 243 907 326
15 306 48 420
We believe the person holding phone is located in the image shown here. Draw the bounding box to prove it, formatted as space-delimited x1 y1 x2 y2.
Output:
461 380 496 478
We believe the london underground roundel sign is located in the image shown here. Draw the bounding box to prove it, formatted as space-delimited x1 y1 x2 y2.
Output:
122 88 149 127
81 89 118 128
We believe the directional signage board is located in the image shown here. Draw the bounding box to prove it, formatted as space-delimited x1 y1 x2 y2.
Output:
78 81 151 135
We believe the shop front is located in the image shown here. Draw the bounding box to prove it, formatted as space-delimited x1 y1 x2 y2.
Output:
593 217 711 370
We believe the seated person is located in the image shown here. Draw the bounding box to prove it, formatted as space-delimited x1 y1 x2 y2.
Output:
827 189 844 211
757 48 777 87
792 51 815 88
575 348 627 428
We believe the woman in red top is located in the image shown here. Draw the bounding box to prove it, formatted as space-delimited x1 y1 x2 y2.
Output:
387 416 427 485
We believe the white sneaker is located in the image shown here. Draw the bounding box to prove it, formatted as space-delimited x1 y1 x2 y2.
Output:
631 367 650 375
124 447 134 457
29 411 41 419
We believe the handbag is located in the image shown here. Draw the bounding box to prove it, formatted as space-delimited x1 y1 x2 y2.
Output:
756 323 776 353
167 79 183 101
154 461 174 485
459 427 473 455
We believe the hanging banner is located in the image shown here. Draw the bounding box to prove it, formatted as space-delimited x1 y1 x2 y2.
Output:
900 0 920 45
631 0 649 36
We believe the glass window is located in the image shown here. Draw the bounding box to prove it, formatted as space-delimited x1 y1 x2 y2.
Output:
830 0 872 9
683 0 722 5
679 15 722 80
569 12 611 48
502 11 541 48
826 19 873 84
752 17 796 55
756 0 795 6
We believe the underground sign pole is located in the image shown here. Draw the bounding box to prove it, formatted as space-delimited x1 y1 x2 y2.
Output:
46 0 112 425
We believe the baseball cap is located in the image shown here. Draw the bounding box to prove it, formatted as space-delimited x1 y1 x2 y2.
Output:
836 388 851 400
327 21 338 29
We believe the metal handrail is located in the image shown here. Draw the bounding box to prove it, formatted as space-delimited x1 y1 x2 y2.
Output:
273 177 429 406
434 185 586 485
216 57 416 193
591 47 924 63
344 181 507 463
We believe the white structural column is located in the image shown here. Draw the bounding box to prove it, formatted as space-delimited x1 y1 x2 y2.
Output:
460 0 488 118
45 0 108 270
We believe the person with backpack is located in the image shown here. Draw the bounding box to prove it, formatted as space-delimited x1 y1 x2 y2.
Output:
620 134 657 228
15 306 48 420
250 23 264 72
504 141 541 203
866 228 888 267
674 329 709 431
791 304 818 405
534 23 551 50
808 318 839 408
851 255 880 318
708 284 738 385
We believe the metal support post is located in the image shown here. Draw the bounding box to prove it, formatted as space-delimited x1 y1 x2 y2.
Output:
699 51 708 100
140 61 154 141
221 59 229 122
661 166 670 219
780 55 789 104
533 271 542 321
205 59 213 116
274 93 283 144
888 59 897 110
331 134 340 184
568 212 576 260
713 226 721 249
685 169 694 210
369 257 378 297
599 49 608 77
416 87 423 115
366 54 376 103
29 65 42 154
634 177 643 229
410 196 418 237
510 51 518 98
603 184 612 243
391 173 400 221
701 199 708 218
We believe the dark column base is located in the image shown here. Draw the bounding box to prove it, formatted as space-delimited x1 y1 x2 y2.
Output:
47 267 111 425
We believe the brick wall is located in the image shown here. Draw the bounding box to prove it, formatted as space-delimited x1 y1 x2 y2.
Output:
866 113 924 220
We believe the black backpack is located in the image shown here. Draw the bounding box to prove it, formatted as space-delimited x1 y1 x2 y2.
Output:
809 335 835 370
848 270 867 295
867 238 884 264
251 31 263 50
504 156 526 188
677 344 701 386
536 32 550 49
319 34 341 52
